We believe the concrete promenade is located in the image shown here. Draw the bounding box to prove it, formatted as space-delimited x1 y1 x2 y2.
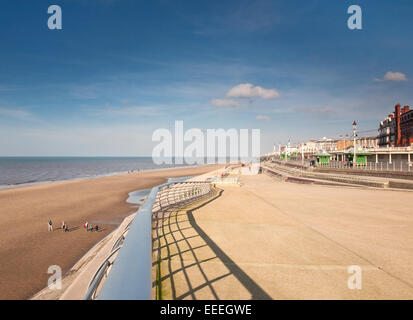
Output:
155 171 413 299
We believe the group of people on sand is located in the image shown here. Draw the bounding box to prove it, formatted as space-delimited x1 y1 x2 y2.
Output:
47 219 99 232
83 220 99 232
47 219 68 232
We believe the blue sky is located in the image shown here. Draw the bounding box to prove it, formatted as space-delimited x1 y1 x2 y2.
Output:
0 0 412 156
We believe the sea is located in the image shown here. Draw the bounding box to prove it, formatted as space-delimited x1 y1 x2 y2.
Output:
0 157 192 189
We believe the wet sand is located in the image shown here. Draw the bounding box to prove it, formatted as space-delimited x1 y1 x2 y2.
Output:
0 164 221 300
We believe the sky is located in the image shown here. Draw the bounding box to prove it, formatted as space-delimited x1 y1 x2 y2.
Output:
0 0 412 156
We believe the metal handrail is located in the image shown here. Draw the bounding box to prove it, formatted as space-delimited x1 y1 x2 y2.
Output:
83 246 121 300
86 180 212 300
111 227 131 252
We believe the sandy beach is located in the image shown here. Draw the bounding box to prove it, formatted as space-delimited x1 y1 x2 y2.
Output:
0 164 221 300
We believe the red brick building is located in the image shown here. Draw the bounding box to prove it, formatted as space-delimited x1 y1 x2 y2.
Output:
379 104 413 147
400 105 413 146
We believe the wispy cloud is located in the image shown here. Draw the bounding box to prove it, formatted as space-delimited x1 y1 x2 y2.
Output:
0 123 155 156
70 85 102 99
220 1 282 32
94 104 165 117
189 0 282 35
210 98 240 107
374 71 408 82
0 107 33 120
226 83 280 99
256 114 271 122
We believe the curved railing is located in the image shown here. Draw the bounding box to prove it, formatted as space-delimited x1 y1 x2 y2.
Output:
83 247 121 300
83 180 212 300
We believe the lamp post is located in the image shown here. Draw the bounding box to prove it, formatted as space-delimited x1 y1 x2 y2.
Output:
286 140 291 162
353 121 357 168
301 144 304 165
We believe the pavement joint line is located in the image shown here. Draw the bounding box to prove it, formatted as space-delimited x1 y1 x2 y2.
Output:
242 184 413 291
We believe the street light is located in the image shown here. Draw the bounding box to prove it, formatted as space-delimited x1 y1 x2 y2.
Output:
301 143 304 166
353 121 357 168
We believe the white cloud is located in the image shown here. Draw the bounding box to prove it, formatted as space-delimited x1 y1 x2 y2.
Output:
384 71 407 81
0 107 32 120
226 83 280 99
374 71 407 82
256 115 271 121
210 98 240 107
95 104 164 117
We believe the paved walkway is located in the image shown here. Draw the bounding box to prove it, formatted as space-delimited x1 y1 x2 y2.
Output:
154 172 413 299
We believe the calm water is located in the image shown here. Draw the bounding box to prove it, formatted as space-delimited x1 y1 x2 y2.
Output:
0 157 190 188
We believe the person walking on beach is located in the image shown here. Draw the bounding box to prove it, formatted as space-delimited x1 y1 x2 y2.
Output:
48 220 53 232
62 221 68 232
84 220 88 231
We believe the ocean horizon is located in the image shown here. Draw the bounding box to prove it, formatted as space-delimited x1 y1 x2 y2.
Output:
0 156 193 188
